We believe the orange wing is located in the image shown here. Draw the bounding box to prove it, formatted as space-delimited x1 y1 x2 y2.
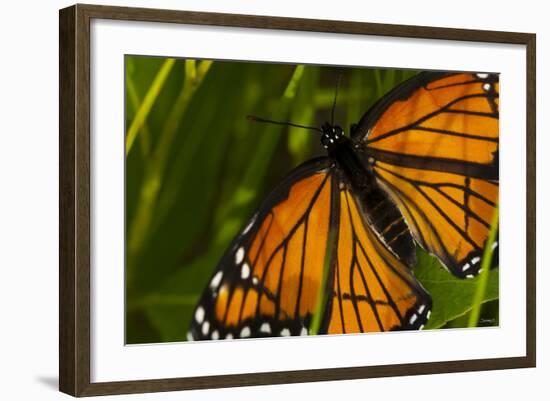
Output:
353 72 499 278
373 161 498 278
322 187 431 334
189 158 335 340
188 157 431 340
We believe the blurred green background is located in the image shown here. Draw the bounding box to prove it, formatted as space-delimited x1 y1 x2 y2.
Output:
125 56 499 344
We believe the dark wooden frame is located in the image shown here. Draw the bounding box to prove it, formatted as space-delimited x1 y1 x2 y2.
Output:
59 3 536 397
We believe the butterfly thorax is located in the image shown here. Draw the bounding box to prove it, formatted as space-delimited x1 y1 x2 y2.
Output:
321 123 376 190
321 122 417 267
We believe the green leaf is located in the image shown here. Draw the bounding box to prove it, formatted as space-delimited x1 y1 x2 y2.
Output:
414 248 499 329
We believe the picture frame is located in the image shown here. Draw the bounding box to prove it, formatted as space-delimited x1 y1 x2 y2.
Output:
59 3 536 397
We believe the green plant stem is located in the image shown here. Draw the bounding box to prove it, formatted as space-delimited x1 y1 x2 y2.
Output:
467 204 499 327
126 70 152 157
287 66 319 164
127 60 213 268
126 58 176 155
310 228 336 335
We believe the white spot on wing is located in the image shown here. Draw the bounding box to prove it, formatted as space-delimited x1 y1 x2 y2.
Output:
418 304 426 314
427 310 432 319
483 83 491 91
195 306 205 324
462 263 470 272
240 326 251 338
210 271 223 289
477 73 489 79
300 327 308 336
260 323 271 334
280 328 291 336
242 215 257 235
211 330 219 340
492 241 498 250
187 331 194 341
241 262 251 279
225 333 233 340
235 247 245 265
409 314 418 324
201 321 210 336
472 256 481 264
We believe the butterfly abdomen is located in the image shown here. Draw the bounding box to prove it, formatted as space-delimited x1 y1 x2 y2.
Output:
359 186 417 267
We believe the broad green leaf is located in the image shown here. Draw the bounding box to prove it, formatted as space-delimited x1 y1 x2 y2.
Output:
414 248 499 329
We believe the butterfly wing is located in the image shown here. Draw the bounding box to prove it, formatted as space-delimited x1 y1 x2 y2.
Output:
322 184 431 334
189 157 431 340
353 72 499 278
189 157 336 340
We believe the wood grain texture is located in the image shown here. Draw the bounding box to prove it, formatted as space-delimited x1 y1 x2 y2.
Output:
58 3 537 397
59 4 92 396
75 4 92 396
77 356 533 396
59 5 76 395
78 3 532 44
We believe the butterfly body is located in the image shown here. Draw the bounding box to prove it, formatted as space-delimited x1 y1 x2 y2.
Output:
321 122 417 267
188 72 499 341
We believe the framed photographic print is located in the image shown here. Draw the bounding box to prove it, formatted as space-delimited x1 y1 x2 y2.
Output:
59 4 536 397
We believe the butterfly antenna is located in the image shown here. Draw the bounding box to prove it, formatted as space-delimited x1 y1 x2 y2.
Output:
247 115 322 133
331 70 343 126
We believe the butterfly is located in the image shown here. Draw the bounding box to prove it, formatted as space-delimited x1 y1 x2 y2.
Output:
188 71 499 341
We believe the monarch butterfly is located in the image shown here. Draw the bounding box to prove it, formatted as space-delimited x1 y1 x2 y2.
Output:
188 71 499 341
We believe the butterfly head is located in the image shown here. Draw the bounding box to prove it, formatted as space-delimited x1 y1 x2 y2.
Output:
321 123 346 150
